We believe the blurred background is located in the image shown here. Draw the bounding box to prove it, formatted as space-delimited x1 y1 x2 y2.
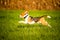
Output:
0 0 60 10
0 0 60 40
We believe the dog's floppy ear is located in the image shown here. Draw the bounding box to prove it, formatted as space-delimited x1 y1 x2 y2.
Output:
24 11 29 14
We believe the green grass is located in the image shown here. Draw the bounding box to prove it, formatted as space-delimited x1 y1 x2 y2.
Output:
0 10 60 40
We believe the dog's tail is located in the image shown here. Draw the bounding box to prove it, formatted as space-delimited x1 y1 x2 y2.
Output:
41 15 51 18
47 15 51 18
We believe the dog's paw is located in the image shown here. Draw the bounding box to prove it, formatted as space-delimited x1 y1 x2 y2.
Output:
18 21 24 23
48 24 52 28
18 21 27 24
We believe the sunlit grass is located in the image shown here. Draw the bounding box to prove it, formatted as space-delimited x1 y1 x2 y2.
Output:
0 10 60 40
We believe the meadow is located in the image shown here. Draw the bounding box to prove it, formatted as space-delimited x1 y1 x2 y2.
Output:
0 10 60 40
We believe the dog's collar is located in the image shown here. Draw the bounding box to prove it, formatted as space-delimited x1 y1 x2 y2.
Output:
24 15 28 19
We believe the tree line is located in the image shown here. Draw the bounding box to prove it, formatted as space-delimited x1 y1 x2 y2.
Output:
0 0 60 10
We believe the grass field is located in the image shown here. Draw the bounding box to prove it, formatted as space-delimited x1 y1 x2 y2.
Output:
0 10 60 40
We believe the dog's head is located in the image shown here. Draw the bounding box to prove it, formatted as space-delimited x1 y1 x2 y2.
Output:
20 11 28 18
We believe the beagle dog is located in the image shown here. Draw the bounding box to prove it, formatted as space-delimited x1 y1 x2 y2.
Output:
19 11 51 28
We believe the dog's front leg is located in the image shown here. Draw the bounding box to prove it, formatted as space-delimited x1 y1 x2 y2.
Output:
18 21 27 24
18 21 24 23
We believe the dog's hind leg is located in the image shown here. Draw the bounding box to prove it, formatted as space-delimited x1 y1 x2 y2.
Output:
39 17 51 28
41 21 51 28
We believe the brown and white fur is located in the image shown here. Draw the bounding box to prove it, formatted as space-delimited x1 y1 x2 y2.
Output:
19 11 51 28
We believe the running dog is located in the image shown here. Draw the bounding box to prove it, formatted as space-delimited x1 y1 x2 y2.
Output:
19 11 51 27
